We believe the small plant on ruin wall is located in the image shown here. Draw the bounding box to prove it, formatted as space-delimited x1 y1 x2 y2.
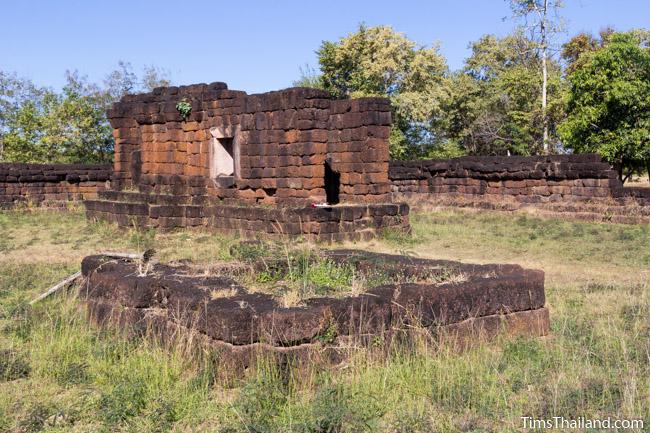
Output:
176 99 192 121
317 322 338 344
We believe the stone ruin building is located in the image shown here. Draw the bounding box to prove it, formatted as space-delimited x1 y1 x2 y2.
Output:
75 82 555 365
84 83 409 241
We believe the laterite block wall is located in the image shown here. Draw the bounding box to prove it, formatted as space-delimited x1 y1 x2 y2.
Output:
0 163 111 208
389 154 626 203
85 82 408 239
84 197 409 242
109 83 392 205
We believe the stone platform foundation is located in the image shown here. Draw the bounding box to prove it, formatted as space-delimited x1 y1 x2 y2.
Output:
80 249 549 375
85 190 409 241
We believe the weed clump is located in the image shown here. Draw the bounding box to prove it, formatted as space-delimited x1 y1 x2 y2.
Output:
0 349 30 381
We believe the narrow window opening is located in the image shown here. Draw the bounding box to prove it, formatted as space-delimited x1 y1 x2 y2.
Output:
324 161 340 205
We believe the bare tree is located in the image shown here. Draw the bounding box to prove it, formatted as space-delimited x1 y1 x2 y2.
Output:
508 0 564 154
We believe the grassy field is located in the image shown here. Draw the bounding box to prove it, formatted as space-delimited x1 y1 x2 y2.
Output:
0 207 648 432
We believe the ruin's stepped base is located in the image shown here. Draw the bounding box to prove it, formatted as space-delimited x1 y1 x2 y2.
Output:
85 190 409 242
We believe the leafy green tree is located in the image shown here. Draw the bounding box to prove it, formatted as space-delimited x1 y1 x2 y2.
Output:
2 72 114 163
316 24 452 159
0 72 43 160
445 32 565 155
0 62 170 163
558 31 650 181
561 28 614 74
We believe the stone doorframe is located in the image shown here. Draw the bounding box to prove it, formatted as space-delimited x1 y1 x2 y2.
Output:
209 125 241 188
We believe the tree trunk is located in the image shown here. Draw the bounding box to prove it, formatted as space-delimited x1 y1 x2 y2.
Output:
541 0 549 154
646 159 650 183
622 171 632 184
619 157 633 183
614 161 624 183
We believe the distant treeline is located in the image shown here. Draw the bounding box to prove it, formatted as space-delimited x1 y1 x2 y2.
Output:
295 24 650 181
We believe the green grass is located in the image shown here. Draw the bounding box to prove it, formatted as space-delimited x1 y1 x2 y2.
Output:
407 211 650 269
0 208 648 432
233 244 462 305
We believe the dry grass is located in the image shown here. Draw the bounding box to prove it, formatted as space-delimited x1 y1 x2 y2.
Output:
0 207 648 432
351 210 650 285
210 288 239 299
625 173 650 188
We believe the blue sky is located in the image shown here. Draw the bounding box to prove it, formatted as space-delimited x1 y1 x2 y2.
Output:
2 0 649 93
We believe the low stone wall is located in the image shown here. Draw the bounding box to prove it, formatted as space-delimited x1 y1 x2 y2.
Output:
389 154 650 222
0 163 111 208
85 190 409 242
389 154 622 202
80 249 548 375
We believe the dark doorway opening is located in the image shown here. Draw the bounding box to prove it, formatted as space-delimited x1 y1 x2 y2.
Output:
324 161 340 205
